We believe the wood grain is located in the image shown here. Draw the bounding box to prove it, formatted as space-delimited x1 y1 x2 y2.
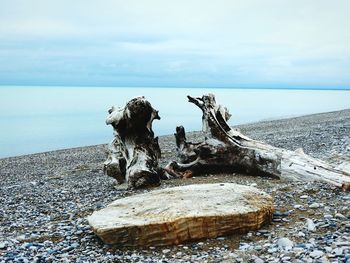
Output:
88 183 273 247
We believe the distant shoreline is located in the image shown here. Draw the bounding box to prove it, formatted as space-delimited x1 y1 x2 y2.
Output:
1 85 350 91
1 108 349 160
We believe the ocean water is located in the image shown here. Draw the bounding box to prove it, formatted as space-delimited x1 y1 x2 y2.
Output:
0 86 349 158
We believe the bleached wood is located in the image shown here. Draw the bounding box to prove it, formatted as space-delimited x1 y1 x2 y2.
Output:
87 183 273 246
104 96 162 189
165 94 350 190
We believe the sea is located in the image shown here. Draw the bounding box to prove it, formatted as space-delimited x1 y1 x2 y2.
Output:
0 86 349 158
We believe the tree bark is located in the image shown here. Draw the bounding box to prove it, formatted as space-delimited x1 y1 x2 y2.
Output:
104 96 162 189
165 94 350 191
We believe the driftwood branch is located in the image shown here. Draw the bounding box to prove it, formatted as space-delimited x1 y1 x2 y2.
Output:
104 96 162 189
166 94 350 191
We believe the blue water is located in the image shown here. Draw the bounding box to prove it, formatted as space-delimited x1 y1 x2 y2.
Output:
0 86 349 158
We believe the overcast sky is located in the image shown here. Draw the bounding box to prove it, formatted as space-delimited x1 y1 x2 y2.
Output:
0 0 349 88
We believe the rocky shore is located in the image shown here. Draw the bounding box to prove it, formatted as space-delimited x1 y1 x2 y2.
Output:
0 109 349 262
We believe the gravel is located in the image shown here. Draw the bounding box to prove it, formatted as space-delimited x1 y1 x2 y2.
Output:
0 109 349 262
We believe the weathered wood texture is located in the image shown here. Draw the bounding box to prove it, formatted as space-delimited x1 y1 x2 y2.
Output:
87 183 273 246
104 96 162 189
165 94 350 190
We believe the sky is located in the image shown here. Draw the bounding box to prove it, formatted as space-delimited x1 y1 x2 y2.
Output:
0 0 350 88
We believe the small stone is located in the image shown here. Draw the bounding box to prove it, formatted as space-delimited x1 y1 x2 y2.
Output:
335 241 350 246
62 246 74 252
239 243 250 250
335 213 346 219
294 247 305 253
300 195 309 199
258 229 270 234
309 203 320 208
324 246 332 253
274 211 290 217
277 237 294 250
333 247 344 256
254 245 263 251
305 243 314 249
268 247 277 253
16 235 26 241
310 250 324 258
254 257 264 263
324 214 333 219
217 237 225 240
294 205 303 209
0 242 7 249
297 231 306 237
71 242 79 248
29 246 38 251
306 218 316 232
162 249 170 254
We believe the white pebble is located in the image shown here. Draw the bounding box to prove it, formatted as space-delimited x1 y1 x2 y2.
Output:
306 218 316 232
309 203 320 208
277 237 294 250
310 250 324 258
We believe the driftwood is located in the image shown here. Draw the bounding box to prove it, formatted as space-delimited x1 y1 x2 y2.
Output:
88 183 273 246
104 96 162 189
165 94 350 190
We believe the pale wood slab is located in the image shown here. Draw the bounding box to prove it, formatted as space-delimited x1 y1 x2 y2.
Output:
87 183 274 247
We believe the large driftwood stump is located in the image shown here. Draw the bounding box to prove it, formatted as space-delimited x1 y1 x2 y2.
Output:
87 183 273 246
165 94 350 190
104 96 162 189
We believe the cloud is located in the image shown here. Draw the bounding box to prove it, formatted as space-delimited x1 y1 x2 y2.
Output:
0 0 349 88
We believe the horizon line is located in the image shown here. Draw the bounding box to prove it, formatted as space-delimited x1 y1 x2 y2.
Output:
1 84 350 91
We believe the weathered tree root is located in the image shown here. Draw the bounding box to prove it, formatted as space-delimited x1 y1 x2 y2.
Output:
165 94 350 191
104 96 162 189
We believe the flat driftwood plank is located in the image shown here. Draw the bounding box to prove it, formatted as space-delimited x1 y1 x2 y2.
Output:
87 183 273 247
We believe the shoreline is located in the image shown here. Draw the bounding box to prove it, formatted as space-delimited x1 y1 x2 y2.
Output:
0 108 349 262
1 108 349 161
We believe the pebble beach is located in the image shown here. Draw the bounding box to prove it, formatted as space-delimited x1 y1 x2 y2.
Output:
0 109 349 262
